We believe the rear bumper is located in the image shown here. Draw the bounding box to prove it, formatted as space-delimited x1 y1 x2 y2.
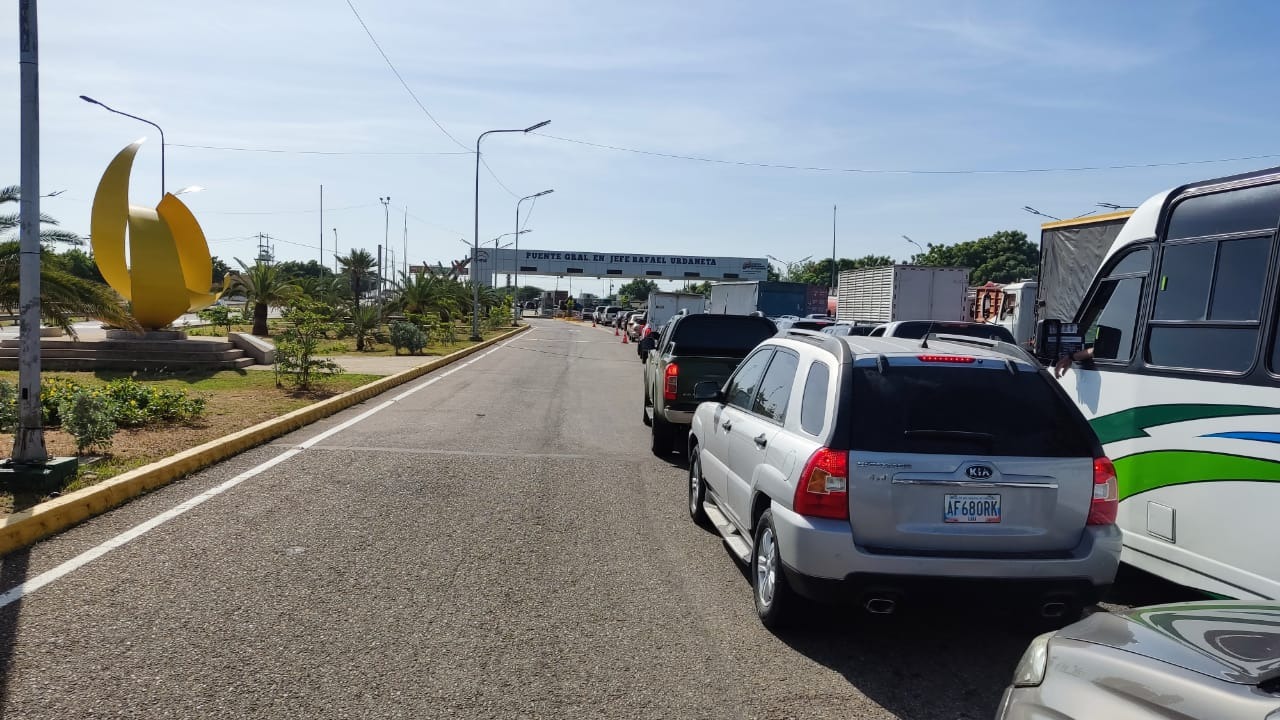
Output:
769 503 1121 600
660 408 695 425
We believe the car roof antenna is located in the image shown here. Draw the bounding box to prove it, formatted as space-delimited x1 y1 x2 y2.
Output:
920 321 935 349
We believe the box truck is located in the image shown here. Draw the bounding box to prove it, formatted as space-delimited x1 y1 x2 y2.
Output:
646 291 705 329
835 265 970 324
708 281 825 317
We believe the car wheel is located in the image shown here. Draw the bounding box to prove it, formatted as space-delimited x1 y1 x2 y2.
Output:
641 402 652 427
688 446 710 526
752 509 797 629
651 415 672 456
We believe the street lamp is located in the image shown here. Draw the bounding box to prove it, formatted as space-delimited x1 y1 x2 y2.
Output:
472 120 550 340
1021 206 1061 221
80 95 166 196
515 189 553 324
902 235 925 260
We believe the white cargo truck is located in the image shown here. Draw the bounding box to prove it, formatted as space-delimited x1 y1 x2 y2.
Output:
646 291 705 329
836 265 970 324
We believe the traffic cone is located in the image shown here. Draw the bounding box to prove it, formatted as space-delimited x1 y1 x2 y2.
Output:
614 325 619 336
622 332 629 344
592 317 597 327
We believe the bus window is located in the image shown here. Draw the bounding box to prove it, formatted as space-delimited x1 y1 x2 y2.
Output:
1147 184 1279 373
1078 247 1150 363
1082 277 1143 361
1272 293 1280 374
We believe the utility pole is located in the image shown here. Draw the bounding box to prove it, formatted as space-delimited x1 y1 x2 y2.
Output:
332 228 339 273
830 204 837 291
11 0 46 465
319 184 324 269
255 233 274 264
402 207 408 279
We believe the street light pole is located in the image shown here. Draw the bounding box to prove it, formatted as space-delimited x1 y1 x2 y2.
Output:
380 196 391 309
472 120 550 341
332 228 339 273
514 189 553 325
80 94 165 196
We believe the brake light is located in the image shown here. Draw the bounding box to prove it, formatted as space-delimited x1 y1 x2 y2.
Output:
664 363 679 401
917 355 975 363
793 448 849 520
1088 457 1119 525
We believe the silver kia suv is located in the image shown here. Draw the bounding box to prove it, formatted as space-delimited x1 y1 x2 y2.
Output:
687 330 1121 629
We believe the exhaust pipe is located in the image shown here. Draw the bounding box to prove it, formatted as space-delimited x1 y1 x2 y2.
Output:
1040 601 1067 619
864 597 897 615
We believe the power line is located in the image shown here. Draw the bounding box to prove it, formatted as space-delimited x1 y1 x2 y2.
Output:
205 203 380 216
344 0 469 152
532 132 1280 176
170 142 470 157
481 158 520 198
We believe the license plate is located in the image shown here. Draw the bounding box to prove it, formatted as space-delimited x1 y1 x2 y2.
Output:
944 494 1001 523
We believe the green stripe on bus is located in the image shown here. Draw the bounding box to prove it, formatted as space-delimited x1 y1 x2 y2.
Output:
1090 404 1280 446
1113 450 1280 500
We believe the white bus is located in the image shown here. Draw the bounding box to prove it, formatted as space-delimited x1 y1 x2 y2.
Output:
1051 167 1280 600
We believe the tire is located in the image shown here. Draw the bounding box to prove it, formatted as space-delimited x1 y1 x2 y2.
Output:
688 446 710 526
642 403 652 427
651 415 673 456
752 509 798 630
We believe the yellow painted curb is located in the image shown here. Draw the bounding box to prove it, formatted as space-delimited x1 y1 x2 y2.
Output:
0 324 530 556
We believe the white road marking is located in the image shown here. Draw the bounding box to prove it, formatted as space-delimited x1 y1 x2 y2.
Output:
0 331 530 609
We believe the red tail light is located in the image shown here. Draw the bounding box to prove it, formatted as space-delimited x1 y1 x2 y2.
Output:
663 363 679 401
793 448 849 520
1088 457 1119 525
917 354 975 363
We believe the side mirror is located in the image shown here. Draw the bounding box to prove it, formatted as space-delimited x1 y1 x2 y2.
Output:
693 380 723 402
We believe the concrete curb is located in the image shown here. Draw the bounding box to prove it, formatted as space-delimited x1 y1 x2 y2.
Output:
0 324 529 556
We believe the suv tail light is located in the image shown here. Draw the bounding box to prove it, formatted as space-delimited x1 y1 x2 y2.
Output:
793 448 848 520
1088 457 1119 525
664 363 679 401
917 354 975 364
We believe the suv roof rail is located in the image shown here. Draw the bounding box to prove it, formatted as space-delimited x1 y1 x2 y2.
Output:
780 327 852 362
926 333 1039 367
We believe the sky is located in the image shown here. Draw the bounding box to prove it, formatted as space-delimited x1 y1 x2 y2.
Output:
4 0 1280 297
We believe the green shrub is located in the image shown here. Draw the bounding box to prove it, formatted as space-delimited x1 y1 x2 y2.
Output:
389 320 427 355
277 306 344 389
0 379 17 433
486 305 512 330
102 378 205 427
40 376 83 425
58 389 116 454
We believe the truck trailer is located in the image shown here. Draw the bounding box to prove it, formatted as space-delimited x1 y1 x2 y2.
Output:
707 281 825 317
646 291 705 329
835 265 970 324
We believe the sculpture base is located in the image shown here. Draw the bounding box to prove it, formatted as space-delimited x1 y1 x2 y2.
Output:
105 329 188 341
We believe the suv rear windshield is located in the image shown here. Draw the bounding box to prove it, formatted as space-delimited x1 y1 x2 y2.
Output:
669 315 777 357
891 322 1016 343
849 366 1096 457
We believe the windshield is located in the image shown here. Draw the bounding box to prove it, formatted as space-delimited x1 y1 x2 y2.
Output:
669 315 777 356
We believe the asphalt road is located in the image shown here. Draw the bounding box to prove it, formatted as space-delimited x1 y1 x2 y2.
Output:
0 319 1198 719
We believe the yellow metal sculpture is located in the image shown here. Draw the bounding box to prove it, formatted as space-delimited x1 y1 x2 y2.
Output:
90 139 227 330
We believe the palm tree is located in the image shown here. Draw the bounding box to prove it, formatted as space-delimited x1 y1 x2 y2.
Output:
0 186 137 334
395 272 466 321
336 249 378 305
231 258 300 336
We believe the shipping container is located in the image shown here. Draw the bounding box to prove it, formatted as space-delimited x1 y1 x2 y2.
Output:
707 281 823 317
835 265 970 323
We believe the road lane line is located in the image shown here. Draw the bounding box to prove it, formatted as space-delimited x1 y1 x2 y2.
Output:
0 331 533 609
0 449 302 610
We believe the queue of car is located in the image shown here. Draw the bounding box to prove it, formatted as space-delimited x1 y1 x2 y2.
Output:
620 309 1279 719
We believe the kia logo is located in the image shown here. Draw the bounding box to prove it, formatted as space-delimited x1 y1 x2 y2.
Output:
966 465 994 480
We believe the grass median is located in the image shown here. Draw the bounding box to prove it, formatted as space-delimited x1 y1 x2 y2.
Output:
0 369 382 515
